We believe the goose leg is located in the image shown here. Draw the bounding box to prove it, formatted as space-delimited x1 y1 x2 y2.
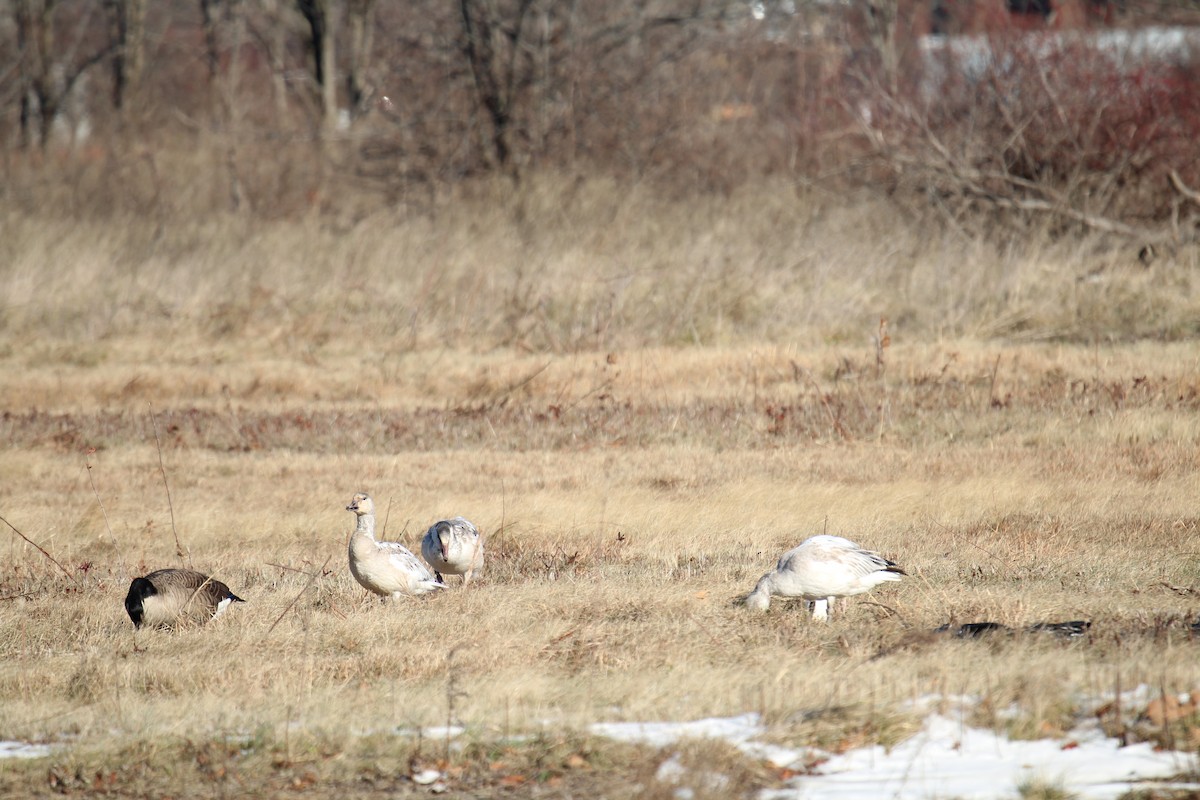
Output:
811 598 830 622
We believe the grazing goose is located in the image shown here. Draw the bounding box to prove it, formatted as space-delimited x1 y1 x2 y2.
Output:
421 517 484 586
124 568 244 629
745 534 904 620
346 492 445 599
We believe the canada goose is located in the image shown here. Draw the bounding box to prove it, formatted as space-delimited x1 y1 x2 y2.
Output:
421 517 484 585
745 535 904 620
346 492 445 598
124 568 244 628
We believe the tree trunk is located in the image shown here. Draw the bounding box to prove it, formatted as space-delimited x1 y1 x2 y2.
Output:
345 0 376 116
199 0 221 82
864 0 899 96
296 0 338 134
14 0 57 149
108 0 146 111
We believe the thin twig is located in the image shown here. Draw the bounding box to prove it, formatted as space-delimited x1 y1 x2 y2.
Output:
1169 169 1200 206
267 561 347 619
987 354 1002 409
860 600 910 627
444 646 464 762
147 403 188 563
266 561 322 577
265 554 332 637
84 448 127 583
0 514 80 586
178 575 217 620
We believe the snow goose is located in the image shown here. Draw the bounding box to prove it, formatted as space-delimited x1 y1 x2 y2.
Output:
124 568 244 628
745 534 904 620
346 492 445 598
421 517 484 586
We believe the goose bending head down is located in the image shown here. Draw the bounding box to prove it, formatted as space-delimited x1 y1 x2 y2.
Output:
745 535 904 620
124 568 244 628
346 492 445 599
421 517 484 586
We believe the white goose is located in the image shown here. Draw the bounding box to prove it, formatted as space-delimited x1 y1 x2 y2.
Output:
745 535 904 620
124 568 244 628
421 517 484 586
346 492 445 598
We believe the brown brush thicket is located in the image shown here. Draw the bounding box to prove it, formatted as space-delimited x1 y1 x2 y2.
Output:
860 30 1200 239
3 1 1199 234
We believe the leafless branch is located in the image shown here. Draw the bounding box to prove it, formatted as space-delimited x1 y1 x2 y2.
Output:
1169 169 1200 206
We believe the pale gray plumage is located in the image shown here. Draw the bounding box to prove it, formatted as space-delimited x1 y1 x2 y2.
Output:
421 516 484 585
124 568 244 629
346 492 445 598
745 535 904 620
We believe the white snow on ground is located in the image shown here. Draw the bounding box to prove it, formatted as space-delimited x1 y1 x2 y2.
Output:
0 741 52 759
393 725 465 740
591 699 1198 800
765 714 1193 800
591 713 805 768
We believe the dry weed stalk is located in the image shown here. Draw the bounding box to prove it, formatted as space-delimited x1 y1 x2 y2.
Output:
84 447 127 583
265 555 333 637
874 316 891 440
444 646 467 762
147 403 188 564
0 514 81 587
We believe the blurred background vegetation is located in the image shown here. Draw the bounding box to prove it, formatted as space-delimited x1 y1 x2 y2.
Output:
3 0 1199 223
2 0 1199 348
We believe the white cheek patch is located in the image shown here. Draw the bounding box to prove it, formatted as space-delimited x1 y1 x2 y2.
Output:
212 597 233 619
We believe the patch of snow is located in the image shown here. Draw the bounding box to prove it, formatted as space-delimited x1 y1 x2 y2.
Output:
393 725 465 739
766 713 1194 800
411 769 442 785
591 704 1197 800
0 741 53 759
591 713 804 768
592 713 764 750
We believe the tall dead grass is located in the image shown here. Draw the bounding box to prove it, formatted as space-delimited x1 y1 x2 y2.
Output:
2 170 1197 354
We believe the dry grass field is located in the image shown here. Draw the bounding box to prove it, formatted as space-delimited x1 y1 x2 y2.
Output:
1 175 1199 798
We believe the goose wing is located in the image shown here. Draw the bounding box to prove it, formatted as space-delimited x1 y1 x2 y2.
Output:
791 536 902 578
145 568 210 590
825 545 902 579
146 568 241 602
378 540 439 581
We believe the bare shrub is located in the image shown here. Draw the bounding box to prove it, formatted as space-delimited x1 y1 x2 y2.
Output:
858 28 1200 239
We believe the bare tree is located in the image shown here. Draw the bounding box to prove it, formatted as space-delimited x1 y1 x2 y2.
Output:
199 0 222 83
345 0 376 115
457 0 538 170
295 0 338 132
105 0 146 111
13 0 113 148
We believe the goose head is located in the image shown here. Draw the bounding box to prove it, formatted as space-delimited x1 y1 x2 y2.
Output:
346 492 374 516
